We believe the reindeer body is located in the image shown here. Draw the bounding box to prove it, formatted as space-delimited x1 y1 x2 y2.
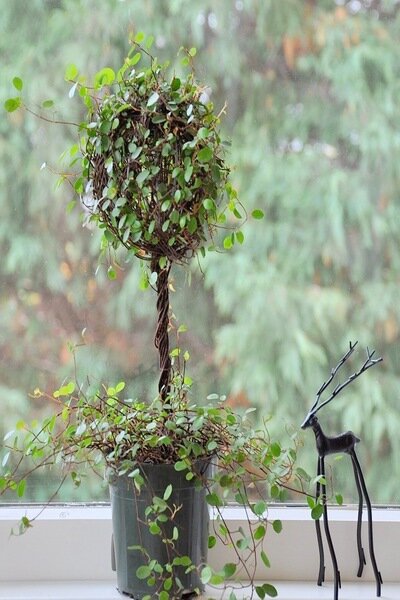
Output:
302 342 382 600
305 415 360 457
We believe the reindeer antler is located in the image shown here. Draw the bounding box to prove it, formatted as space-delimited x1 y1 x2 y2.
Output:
302 341 382 425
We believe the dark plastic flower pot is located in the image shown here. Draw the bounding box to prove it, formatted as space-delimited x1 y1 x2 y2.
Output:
109 461 210 599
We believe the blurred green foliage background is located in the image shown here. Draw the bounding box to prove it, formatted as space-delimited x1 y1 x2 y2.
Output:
1 0 400 503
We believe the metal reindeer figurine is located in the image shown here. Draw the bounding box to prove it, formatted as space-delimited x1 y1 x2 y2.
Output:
301 341 383 600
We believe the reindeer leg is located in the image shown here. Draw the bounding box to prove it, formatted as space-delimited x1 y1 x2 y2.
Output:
352 451 382 597
321 456 341 600
351 451 366 577
315 456 325 585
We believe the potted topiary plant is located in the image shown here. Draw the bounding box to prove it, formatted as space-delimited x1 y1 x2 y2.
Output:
1 36 298 600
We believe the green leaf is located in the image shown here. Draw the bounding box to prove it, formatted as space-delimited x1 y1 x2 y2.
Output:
252 209 264 220
134 31 145 43
65 381 75 394
206 492 222 507
197 127 209 139
149 522 161 535
12 77 23 91
174 460 188 472
65 63 78 80
207 440 218 452
161 199 171 212
107 266 117 280
197 146 213 163
254 525 266 540
74 177 84 194
236 536 250 551
255 586 265 599
223 235 233 250
200 566 212 585
147 92 159 107
223 563 236 578
42 100 54 109
296 467 311 482
306 496 315 509
270 484 280 499
53 381 75 398
208 535 217 549
136 565 151 579
271 442 281 457
311 504 324 520
146 35 155 49
163 484 172 501
4 97 21 112
163 577 173 591
184 165 193 183
272 519 282 534
203 198 216 211
236 231 245 244
21 516 32 532
136 169 150 186
188 217 197 234
261 583 278 598
130 52 141 66
171 77 181 91
253 500 266 516
94 67 115 88
17 479 26 498
336 494 344 506
129 144 142 159
261 550 270 568
189 47 197 57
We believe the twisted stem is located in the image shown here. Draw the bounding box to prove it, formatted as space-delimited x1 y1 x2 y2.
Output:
152 259 172 401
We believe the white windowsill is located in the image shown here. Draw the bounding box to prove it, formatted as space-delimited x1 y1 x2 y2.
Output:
1 504 399 597
1 581 400 600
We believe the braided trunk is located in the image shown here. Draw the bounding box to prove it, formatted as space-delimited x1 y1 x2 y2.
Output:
152 259 172 401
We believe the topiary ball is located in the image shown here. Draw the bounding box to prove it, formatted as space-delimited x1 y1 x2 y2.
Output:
83 52 231 266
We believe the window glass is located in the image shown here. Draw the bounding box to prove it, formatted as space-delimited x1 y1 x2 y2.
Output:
1 0 399 504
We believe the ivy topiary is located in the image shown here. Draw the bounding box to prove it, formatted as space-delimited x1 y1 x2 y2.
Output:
76 43 242 398
82 46 235 268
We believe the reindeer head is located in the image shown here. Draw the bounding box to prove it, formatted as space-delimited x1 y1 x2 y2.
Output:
301 413 318 430
301 341 382 429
